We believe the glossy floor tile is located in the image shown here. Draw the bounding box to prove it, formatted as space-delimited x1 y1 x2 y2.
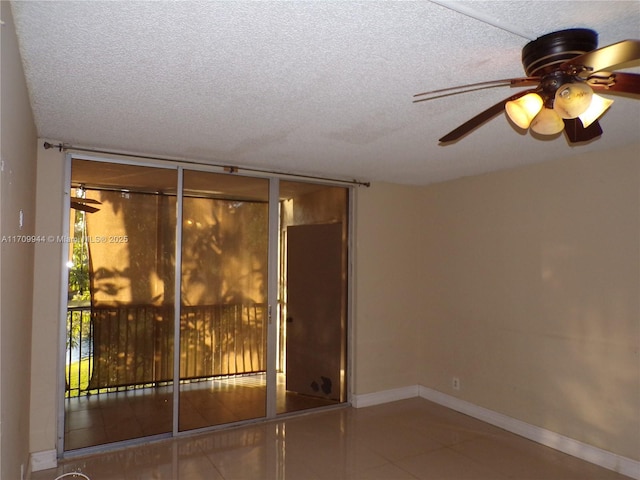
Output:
65 373 336 450
36 398 633 480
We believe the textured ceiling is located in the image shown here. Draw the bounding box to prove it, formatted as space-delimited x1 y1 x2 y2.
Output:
10 0 640 185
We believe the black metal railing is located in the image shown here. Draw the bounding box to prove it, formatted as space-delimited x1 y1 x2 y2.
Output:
65 303 267 398
66 305 94 397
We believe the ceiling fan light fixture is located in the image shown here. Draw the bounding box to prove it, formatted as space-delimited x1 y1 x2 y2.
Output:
416 28 640 144
530 108 565 135
554 82 593 119
579 93 614 127
505 93 544 129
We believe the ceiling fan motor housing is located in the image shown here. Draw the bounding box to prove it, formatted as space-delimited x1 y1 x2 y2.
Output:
522 28 598 77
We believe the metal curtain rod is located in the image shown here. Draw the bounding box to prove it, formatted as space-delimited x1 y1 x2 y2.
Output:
43 142 371 188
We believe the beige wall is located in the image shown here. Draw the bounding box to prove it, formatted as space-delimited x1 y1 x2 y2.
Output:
419 146 639 460
29 144 66 454
0 2 38 477
353 145 639 460
353 183 426 393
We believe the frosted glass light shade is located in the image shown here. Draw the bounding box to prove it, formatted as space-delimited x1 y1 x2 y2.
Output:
579 94 614 128
530 108 565 135
554 82 593 119
505 93 543 129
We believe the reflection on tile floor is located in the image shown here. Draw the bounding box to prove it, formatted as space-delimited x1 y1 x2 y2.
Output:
38 398 634 480
65 374 337 450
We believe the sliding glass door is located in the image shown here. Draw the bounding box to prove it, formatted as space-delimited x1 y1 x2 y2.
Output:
178 171 269 431
64 160 177 449
63 157 349 452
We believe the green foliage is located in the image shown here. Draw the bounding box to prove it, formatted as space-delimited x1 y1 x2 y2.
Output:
67 209 91 352
68 209 90 301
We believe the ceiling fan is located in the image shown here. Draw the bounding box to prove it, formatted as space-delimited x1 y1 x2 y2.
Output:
414 29 640 143
70 197 101 213
70 186 101 213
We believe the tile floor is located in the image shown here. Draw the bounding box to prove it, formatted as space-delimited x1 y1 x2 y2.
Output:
36 398 633 480
65 374 337 450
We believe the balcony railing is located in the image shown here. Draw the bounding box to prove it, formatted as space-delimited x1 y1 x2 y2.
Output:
66 303 267 398
66 305 94 397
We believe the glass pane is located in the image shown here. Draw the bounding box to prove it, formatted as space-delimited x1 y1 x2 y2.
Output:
64 159 177 450
179 171 269 431
277 182 348 414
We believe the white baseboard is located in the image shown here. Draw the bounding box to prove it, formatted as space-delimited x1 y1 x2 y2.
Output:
354 384 639 479
418 385 640 479
30 449 57 472
351 385 419 408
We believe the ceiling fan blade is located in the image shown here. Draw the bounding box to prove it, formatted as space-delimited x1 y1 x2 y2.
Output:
563 118 603 143
70 196 102 205
439 89 538 143
413 77 540 103
561 39 640 77
70 201 100 213
589 72 640 95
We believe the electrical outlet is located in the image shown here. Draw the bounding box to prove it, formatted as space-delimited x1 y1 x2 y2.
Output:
452 377 460 390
